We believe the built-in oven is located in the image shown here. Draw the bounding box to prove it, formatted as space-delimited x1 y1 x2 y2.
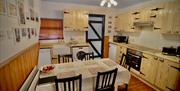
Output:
126 48 142 71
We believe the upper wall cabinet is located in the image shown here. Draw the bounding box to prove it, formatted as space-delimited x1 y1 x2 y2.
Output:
115 0 180 34
63 10 88 31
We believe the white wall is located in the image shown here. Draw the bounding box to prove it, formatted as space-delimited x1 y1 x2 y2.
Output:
40 1 119 43
0 0 40 66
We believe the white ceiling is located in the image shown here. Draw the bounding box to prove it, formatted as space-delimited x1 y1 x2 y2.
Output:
42 0 151 9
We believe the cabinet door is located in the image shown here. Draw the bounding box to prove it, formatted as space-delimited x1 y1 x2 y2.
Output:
149 4 166 32
63 10 74 30
79 10 88 31
154 58 169 90
140 54 158 84
172 1 180 34
165 63 180 91
109 43 117 62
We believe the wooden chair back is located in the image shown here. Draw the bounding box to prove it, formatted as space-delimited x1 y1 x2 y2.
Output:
95 68 118 91
58 54 73 63
81 52 94 61
55 74 82 91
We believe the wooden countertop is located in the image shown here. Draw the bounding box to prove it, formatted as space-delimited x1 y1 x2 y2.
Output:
109 41 180 63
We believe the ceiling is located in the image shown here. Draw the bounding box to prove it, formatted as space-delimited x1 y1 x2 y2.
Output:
42 0 151 9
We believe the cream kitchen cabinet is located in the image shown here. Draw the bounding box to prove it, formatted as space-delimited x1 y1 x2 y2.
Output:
109 43 118 62
165 61 180 91
172 1 180 34
140 54 158 84
63 10 88 31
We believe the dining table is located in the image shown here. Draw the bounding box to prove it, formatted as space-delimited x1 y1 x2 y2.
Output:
36 58 131 91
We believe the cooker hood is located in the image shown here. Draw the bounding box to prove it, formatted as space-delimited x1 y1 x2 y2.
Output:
133 21 154 27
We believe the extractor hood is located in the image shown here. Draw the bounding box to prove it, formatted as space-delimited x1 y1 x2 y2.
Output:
133 21 154 27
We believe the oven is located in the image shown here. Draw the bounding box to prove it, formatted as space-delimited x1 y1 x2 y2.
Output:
126 48 142 71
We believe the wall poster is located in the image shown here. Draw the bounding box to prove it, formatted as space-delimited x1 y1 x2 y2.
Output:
0 0 6 15
18 0 25 24
7 0 17 17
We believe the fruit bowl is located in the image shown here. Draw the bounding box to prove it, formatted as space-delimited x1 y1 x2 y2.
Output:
41 64 55 73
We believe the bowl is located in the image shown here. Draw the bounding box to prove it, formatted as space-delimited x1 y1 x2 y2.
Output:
40 64 55 73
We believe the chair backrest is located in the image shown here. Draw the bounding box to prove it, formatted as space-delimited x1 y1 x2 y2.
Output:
55 74 82 91
120 53 127 67
95 68 118 91
58 54 73 63
81 52 94 61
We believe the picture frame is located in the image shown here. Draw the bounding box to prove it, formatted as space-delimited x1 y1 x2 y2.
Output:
7 0 17 17
14 28 21 42
0 0 7 15
18 0 25 25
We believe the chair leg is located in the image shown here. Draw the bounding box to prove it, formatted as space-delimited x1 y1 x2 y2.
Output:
114 83 118 91
125 84 128 91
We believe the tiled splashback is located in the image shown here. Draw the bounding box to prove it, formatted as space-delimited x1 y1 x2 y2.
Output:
119 27 180 50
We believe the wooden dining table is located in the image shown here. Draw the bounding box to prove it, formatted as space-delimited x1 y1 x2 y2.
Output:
36 58 131 91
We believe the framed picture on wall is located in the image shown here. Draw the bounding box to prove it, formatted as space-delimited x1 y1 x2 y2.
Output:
18 0 25 25
27 28 31 39
0 0 7 15
14 28 21 42
7 0 17 17
21 28 27 37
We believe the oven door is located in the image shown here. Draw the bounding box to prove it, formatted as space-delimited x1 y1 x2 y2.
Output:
126 53 142 71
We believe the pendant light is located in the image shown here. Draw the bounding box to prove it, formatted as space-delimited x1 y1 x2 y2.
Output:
100 0 118 7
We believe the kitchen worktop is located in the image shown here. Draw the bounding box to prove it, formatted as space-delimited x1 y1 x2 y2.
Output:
109 41 180 63
40 42 89 49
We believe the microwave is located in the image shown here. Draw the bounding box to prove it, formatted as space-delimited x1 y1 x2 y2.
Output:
113 36 129 44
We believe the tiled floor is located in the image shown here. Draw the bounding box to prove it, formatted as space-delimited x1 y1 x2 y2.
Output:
118 76 155 91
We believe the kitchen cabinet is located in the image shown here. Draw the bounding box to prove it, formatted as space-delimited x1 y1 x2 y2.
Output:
63 10 88 31
165 61 180 91
172 1 180 34
140 54 158 84
154 57 169 90
117 45 127 64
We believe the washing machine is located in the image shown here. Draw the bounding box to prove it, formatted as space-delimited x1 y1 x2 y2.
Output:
72 46 91 61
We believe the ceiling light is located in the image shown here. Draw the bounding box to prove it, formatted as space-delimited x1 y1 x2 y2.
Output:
100 0 118 7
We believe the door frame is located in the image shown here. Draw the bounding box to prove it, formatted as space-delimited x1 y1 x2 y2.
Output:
86 14 105 58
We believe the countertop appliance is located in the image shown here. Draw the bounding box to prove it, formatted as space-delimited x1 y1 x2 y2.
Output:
162 47 177 56
126 48 142 71
113 36 129 44
177 46 180 56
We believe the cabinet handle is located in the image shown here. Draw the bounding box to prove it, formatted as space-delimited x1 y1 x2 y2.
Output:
154 27 161 30
154 57 158 60
151 8 164 11
165 86 175 91
142 56 148 59
52 58 57 59
132 12 140 15
64 11 70 14
140 72 146 76
131 27 135 29
150 15 156 18
83 27 88 29
170 66 180 72
159 58 164 62
115 16 118 18
134 18 140 20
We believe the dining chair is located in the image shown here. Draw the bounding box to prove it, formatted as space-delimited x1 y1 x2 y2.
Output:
58 54 73 63
95 68 118 91
120 53 128 68
81 52 94 61
55 74 82 91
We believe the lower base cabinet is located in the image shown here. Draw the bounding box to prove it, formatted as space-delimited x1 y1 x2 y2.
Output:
140 53 180 91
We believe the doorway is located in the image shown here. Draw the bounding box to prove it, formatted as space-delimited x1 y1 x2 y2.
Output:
86 14 105 58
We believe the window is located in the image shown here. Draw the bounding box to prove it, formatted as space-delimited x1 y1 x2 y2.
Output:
39 18 63 40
